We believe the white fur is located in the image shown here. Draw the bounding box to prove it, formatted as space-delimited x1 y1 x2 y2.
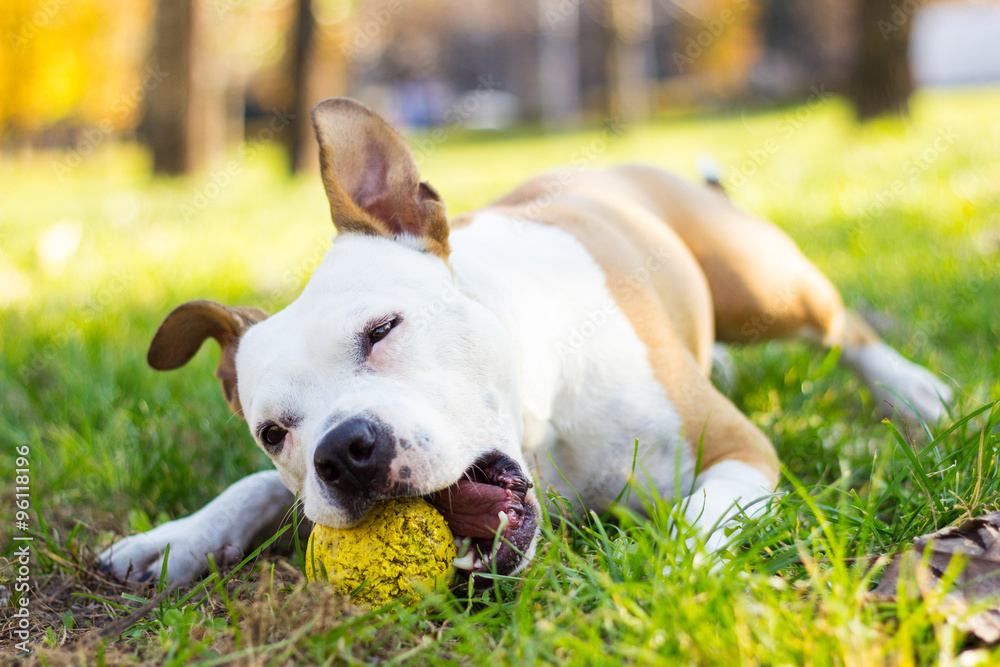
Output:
93 134 961 589
97 471 292 583
682 460 773 552
235 213 690 525
841 341 954 423
97 210 954 586
237 233 526 528
451 214 692 510
98 212 695 583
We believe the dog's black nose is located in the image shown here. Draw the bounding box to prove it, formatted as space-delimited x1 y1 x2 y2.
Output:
313 418 392 496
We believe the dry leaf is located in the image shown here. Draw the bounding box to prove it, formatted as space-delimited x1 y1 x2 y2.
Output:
873 512 1000 643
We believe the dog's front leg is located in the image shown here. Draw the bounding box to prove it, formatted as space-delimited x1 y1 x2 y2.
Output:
97 470 303 584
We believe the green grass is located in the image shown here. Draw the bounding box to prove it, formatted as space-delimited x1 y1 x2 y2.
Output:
2 87 999 665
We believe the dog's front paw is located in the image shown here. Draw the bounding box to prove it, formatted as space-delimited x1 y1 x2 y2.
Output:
97 518 242 585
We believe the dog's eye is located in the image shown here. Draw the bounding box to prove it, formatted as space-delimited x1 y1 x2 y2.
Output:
369 319 397 345
262 424 287 449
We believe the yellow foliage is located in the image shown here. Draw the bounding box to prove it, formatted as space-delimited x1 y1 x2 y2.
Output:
673 0 762 94
0 0 153 138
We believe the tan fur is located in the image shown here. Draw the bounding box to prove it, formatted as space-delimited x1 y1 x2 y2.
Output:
154 154 868 485
147 300 269 417
468 196 775 481
842 310 882 347
453 164 888 485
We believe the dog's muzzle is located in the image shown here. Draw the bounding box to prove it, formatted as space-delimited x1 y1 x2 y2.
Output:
313 420 537 580
428 451 537 580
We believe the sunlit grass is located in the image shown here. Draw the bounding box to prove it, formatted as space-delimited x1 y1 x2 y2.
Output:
1 87 999 664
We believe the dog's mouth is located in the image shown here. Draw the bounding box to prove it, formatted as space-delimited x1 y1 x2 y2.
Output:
426 451 537 579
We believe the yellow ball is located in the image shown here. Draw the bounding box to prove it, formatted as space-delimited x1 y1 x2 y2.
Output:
305 497 456 607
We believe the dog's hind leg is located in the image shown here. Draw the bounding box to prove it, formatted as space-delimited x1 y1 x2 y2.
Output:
698 227 954 424
614 165 953 423
834 311 954 422
708 231 953 423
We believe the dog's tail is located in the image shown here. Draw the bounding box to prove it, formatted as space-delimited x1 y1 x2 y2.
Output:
697 153 728 198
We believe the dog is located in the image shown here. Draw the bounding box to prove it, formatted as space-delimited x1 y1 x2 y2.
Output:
98 98 953 585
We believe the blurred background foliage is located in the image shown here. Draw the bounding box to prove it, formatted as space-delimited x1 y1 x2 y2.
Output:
1 0 153 135
3 0 999 173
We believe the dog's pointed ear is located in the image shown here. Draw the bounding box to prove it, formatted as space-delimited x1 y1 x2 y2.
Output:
147 300 269 418
310 97 450 259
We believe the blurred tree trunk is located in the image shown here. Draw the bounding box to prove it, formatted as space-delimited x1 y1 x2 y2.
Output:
538 0 581 127
603 0 653 121
146 0 193 173
146 0 226 174
848 0 913 120
288 0 317 173
284 0 349 172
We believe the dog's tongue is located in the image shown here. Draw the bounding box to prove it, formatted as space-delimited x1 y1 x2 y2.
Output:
428 479 508 539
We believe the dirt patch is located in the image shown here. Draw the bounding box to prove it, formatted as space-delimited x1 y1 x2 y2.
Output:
0 540 319 665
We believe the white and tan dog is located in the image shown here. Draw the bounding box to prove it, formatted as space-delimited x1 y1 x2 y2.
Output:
99 98 953 585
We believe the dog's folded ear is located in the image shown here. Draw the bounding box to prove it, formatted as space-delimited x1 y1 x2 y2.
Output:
147 300 269 418
310 97 450 259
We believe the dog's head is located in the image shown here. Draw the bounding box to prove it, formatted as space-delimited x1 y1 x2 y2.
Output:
148 98 539 578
